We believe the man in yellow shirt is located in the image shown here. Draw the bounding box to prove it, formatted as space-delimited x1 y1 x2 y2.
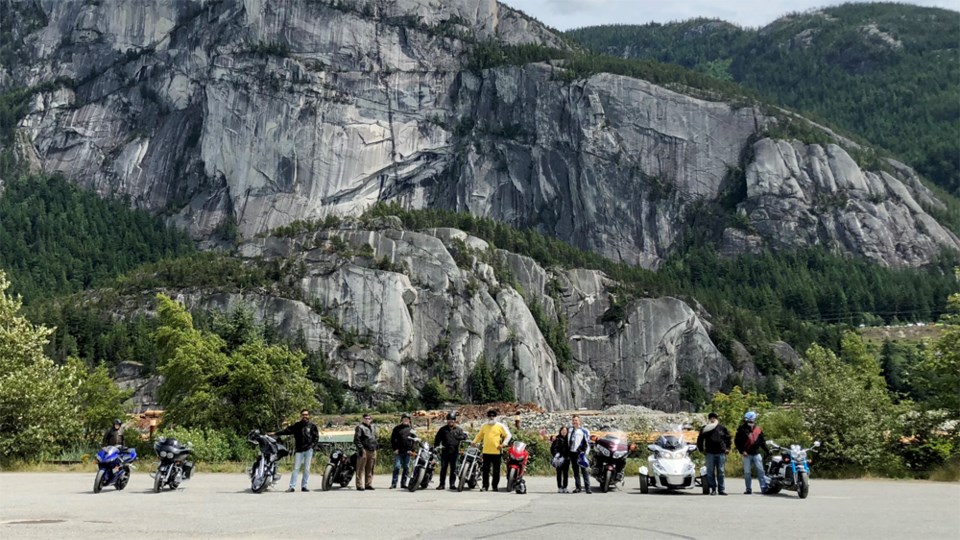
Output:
473 409 512 492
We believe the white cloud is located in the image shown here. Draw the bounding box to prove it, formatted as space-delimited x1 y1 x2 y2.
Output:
502 0 959 30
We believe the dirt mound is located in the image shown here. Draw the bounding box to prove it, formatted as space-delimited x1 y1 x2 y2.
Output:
455 402 544 420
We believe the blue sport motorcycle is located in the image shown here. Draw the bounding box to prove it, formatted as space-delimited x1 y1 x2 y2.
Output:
763 440 819 499
93 445 137 493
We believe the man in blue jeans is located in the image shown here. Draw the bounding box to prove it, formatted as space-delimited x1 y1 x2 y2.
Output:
272 409 320 492
697 412 732 495
734 411 769 494
390 413 414 489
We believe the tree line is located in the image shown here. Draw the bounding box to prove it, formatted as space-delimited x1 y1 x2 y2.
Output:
567 3 960 195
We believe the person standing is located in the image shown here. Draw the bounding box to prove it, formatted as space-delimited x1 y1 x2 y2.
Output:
354 413 378 491
734 411 769 495
433 411 467 490
697 412 732 496
472 409 512 492
551 426 570 493
568 415 592 494
272 409 320 492
102 419 124 447
390 413 414 489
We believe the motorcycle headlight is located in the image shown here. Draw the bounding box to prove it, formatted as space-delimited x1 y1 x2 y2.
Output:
798 450 807 460
597 446 610 457
613 450 628 459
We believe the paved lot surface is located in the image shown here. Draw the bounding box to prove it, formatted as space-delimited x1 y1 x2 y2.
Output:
1 473 957 539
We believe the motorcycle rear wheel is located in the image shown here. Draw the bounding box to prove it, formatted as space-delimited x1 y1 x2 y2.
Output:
93 469 106 493
765 481 782 495
409 467 425 493
701 479 710 495
639 474 648 494
797 473 809 499
115 468 129 490
322 464 334 491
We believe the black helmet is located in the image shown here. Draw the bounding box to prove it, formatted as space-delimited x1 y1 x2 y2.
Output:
113 419 122 426
446 411 457 421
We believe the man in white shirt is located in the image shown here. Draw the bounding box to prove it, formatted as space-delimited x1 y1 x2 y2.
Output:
568 415 592 494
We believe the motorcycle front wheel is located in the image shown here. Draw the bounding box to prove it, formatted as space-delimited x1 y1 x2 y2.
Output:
153 468 163 493
409 467 425 493
797 473 809 499
506 468 517 493
602 470 612 493
322 464 334 491
457 466 467 492
93 469 106 493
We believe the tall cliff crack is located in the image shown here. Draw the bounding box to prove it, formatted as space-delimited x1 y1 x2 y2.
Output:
375 0 400 202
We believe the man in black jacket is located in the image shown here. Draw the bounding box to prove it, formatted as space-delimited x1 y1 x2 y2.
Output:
390 413 413 489
272 409 320 492
734 411 769 494
102 419 124 447
697 412 732 495
354 413 378 490
433 412 467 490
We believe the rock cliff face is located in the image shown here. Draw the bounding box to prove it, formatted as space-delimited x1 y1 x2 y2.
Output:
167 220 732 411
2 0 956 410
4 0 957 268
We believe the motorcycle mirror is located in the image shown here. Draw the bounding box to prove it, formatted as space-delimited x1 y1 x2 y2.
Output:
768 440 776 447
813 441 821 448
687 444 697 453
647 444 657 452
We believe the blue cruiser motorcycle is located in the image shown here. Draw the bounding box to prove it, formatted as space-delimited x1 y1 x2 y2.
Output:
763 440 820 499
93 445 137 493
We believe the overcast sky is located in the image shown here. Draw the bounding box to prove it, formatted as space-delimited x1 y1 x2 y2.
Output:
501 0 959 30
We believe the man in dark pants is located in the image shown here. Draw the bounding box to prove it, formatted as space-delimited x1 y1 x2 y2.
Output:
697 412 732 495
390 413 413 489
434 411 467 490
472 409 511 492
568 415 592 494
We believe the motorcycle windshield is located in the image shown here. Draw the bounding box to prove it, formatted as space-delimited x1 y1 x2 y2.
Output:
652 424 688 453
596 429 628 451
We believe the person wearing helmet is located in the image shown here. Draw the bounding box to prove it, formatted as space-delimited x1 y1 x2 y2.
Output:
697 412 732 496
390 413 414 489
734 411 769 494
434 411 467 490
472 409 512 492
102 419 124 447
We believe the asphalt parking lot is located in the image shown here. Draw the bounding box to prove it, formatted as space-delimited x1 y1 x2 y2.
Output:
1 473 957 539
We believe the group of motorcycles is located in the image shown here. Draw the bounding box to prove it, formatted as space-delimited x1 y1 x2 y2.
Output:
636 424 820 499
91 425 818 499
92 437 193 493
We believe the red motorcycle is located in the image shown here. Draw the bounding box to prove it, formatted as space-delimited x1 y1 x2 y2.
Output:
505 441 529 494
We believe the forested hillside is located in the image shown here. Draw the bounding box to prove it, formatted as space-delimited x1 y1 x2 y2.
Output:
568 3 960 194
0 175 195 303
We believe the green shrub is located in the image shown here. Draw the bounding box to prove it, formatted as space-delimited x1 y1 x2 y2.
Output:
156 427 232 462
